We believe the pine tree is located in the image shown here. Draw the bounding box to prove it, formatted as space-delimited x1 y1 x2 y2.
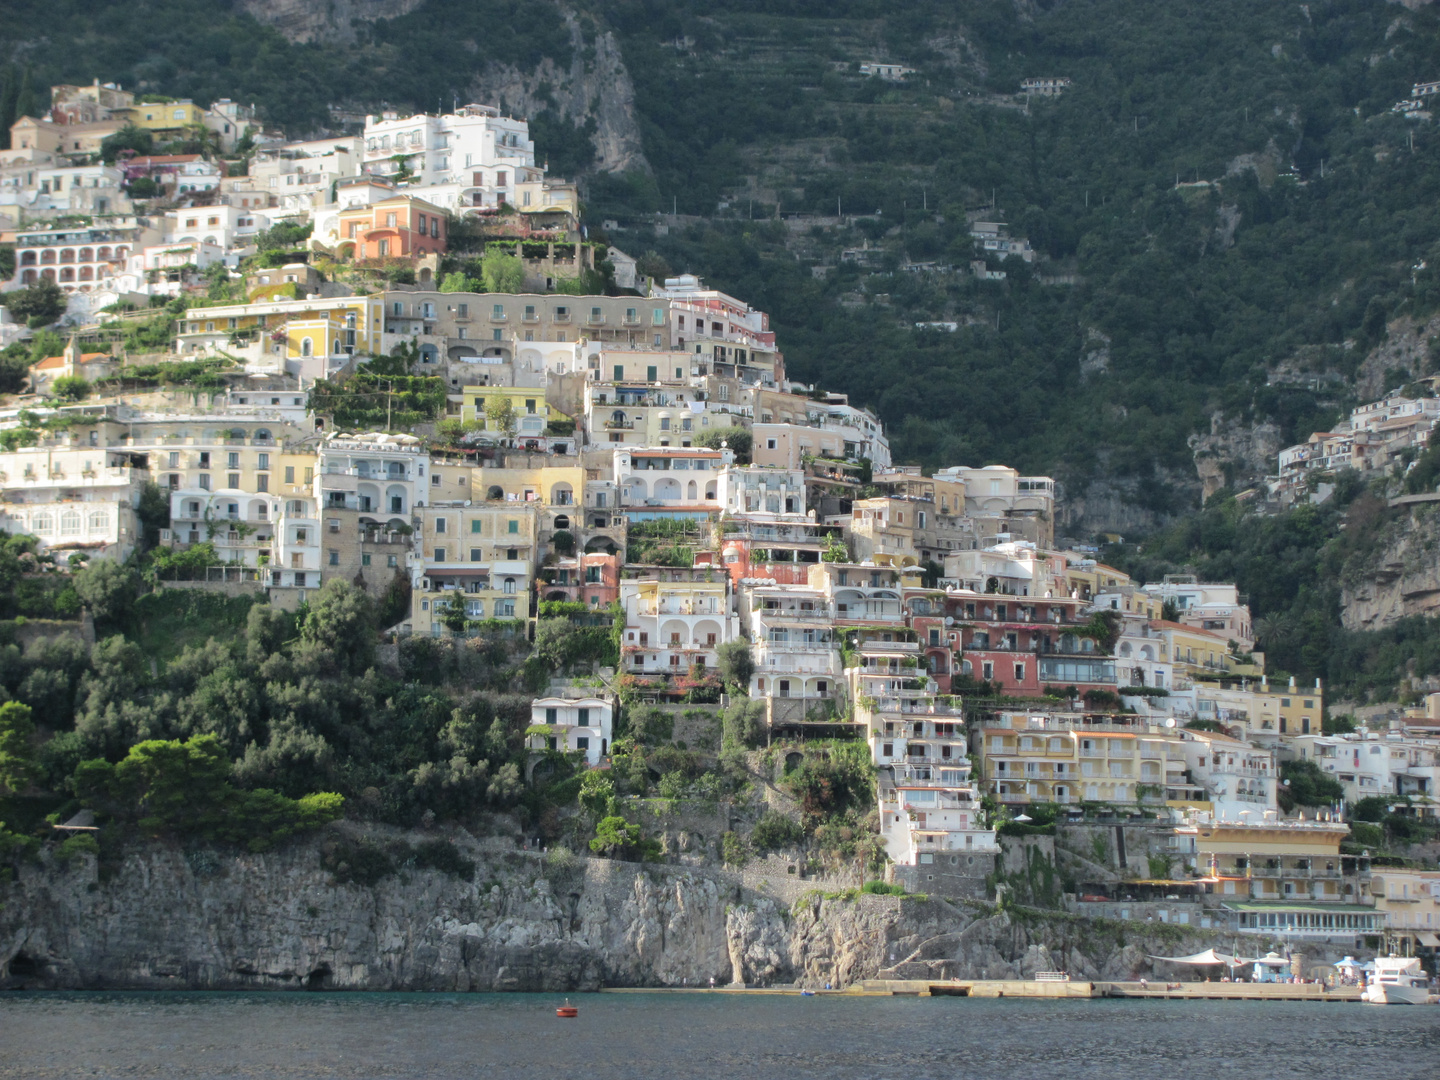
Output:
0 66 17 150
13 66 37 123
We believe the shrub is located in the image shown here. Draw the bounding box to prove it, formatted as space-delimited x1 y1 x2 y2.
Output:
751 809 804 851
55 833 99 863
861 879 904 895
721 830 749 866
412 838 475 879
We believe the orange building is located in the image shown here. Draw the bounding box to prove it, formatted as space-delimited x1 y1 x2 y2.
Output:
337 195 447 261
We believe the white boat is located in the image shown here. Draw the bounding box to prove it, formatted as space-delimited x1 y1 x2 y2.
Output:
1361 957 1430 1005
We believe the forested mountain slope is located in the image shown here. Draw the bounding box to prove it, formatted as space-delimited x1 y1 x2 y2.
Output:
10 0 1440 533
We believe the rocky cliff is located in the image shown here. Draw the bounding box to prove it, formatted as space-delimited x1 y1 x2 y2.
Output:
0 827 1224 992
236 0 426 44
1341 501 1440 631
235 0 648 174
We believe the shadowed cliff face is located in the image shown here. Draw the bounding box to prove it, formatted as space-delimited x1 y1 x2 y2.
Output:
234 0 648 174
0 830 1233 992
236 0 427 43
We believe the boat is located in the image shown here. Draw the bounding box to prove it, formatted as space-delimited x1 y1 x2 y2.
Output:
556 999 579 1018
800 990 816 996
1361 957 1430 1005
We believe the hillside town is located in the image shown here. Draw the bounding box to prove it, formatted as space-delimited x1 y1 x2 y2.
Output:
1 79 1438 972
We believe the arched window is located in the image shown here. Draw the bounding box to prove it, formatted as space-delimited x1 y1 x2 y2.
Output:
300 337 313 356
503 578 516 594
87 510 108 531
32 514 53 534
60 509 82 534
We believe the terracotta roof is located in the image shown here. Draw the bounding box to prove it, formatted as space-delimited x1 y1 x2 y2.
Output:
31 352 109 372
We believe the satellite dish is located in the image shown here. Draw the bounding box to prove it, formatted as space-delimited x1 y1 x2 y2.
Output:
1013 814 1033 823
944 617 954 626
1164 718 1176 728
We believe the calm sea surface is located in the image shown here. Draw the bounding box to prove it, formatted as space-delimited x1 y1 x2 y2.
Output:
1 991 1436 1079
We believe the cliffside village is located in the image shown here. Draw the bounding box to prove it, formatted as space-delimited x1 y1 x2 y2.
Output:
1 81 1438 960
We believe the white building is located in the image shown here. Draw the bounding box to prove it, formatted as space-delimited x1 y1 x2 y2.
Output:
0 443 148 560
1179 729 1278 816
361 104 534 202
164 204 273 250
528 696 613 765
247 136 363 212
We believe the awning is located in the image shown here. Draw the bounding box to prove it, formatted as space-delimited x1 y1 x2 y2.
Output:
1418 932 1440 947
1148 948 1251 967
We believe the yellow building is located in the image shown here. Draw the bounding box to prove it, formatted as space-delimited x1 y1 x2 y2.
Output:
1370 868 1440 951
459 384 567 440
973 712 1185 808
1175 819 1364 906
176 295 380 362
117 99 207 134
409 502 537 635
1061 560 1134 602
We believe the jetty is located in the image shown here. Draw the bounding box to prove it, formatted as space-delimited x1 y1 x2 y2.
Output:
605 980 1373 1001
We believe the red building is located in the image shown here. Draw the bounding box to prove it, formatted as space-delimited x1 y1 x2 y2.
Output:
944 591 1116 698
540 552 619 609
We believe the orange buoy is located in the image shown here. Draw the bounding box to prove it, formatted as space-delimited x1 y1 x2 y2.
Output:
556 999 578 1018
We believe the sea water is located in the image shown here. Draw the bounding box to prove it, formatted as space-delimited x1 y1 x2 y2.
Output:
1 990 1436 1079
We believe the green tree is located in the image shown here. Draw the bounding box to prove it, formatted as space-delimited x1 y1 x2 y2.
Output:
578 769 614 819
1278 759 1344 812
73 560 138 628
480 249 525 293
50 375 90 401
0 701 37 797
484 395 517 438
589 814 641 858
716 639 754 693
439 271 481 293
0 67 16 150
697 426 751 463
7 279 66 328
12 67 35 123
299 578 376 672
100 123 154 163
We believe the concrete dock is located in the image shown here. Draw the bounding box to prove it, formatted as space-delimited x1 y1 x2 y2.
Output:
605 980 1373 1001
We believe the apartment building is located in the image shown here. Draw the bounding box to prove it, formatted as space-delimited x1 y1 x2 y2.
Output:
336 194 447 261
1177 729 1278 816
946 589 1105 696
616 446 732 514
13 221 156 291
247 136 363 211
1370 868 1440 951
1171 817 1378 941
163 203 273 249
527 696 613 765
410 500 534 634
935 465 1055 547
539 551 620 609
738 581 840 718
618 568 733 680
718 517 834 587
362 105 534 194
972 711 1183 807
1141 576 1254 650
175 293 380 376
0 441 148 560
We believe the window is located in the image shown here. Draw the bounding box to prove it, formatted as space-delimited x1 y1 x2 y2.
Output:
508 519 519 534
328 550 339 566
228 473 240 489
228 452 240 469
434 547 446 562
387 555 398 568
199 474 211 491
362 553 372 567
256 474 269 493
471 519 483 533
470 548 482 561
